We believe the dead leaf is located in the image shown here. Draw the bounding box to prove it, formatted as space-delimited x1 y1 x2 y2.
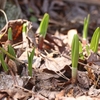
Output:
0 73 23 90
77 71 90 89
41 56 71 72
0 85 34 100
55 90 65 100
85 64 100 88
0 19 34 44
87 53 100 66
88 85 100 97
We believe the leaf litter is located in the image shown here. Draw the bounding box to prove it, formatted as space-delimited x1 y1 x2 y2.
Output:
0 0 100 100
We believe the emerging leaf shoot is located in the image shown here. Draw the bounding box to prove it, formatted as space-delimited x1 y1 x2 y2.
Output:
82 14 90 40
0 47 16 60
0 53 8 72
22 23 27 34
22 23 27 47
37 13 49 49
90 27 100 53
79 41 84 59
8 45 16 58
71 33 79 83
27 48 35 76
71 34 79 68
37 13 49 38
8 27 13 41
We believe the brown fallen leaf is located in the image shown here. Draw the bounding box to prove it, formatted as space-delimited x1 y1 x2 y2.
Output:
0 85 35 100
40 55 71 72
0 19 36 46
85 64 100 88
87 53 100 66
55 90 65 100
39 55 71 80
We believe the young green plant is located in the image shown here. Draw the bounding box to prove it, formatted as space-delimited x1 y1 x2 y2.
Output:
36 13 49 49
7 45 16 58
82 14 90 45
22 23 27 47
8 27 13 41
71 33 79 84
27 48 35 76
79 41 84 60
0 52 8 72
4 27 13 49
0 27 13 72
90 27 100 53
7 27 16 58
0 47 22 63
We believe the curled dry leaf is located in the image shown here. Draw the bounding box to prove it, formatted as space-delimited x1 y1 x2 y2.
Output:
0 19 36 47
77 71 90 89
87 53 100 66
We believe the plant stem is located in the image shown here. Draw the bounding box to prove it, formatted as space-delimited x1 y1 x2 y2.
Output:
71 67 77 84
38 36 44 50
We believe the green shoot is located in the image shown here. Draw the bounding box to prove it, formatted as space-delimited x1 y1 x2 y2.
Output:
22 23 27 34
37 13 49 38
82 14 90 45
86 45 90 56
71 33 79 84
0 53 8 71
22 23 27 47
0 47 23 64
8 45 16 58
27 48 35 76
90 27 100 53
37 13 49 49
7 27 16 59
79 41 84 60
8 27 13 40
0 47 16 61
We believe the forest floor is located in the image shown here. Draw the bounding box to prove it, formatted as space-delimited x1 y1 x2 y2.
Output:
0 0 100 100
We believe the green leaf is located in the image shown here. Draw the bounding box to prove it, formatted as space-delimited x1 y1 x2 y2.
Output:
0 47 23 64
0 47 16 60
86 45 90 56
8 45 16 58
71 34 79 68
30 48 35 60
90 27 100 53
83 14 90 39
27 53 32 76
8 27 13 40
79 41 82 53
71 34 79 83
79 41 84 59
0 53 8 71
27 48 35 76
37 13 49 38
22 23 27 33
